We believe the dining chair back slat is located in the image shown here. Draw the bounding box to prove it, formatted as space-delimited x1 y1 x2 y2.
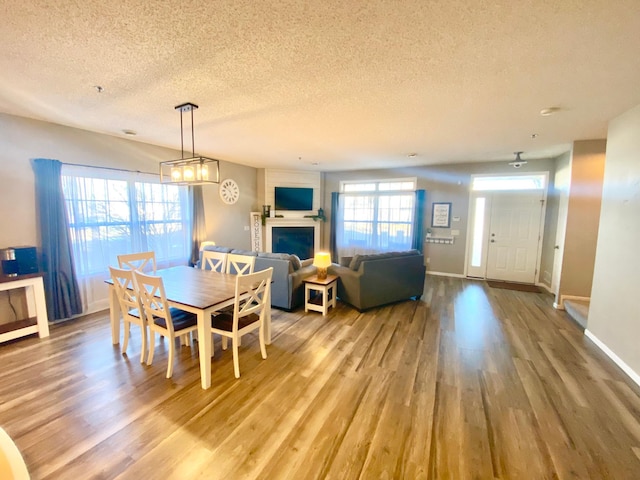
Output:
117 251 157 273
201 250 227 273
226 253 255 275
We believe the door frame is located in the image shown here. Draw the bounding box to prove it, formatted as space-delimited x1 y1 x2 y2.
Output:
463 172 549 283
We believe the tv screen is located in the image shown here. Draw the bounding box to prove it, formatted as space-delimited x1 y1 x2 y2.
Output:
275 187 313 211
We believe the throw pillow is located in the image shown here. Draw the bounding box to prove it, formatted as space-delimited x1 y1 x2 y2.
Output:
289 254 302 271
340 256 352 267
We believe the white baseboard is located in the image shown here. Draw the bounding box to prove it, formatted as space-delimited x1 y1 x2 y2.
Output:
425 271 466 278
585 329 640 388
555 294 590 310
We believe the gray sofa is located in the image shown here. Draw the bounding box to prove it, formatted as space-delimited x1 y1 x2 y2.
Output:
198 246 316 310
328 250 425 311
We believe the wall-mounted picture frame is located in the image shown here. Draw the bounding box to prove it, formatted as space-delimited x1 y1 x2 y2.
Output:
431 202 452 228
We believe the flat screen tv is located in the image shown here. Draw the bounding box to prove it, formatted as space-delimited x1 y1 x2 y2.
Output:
274 187 313 211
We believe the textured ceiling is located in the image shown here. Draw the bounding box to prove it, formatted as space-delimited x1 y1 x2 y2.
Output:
1 1 640 171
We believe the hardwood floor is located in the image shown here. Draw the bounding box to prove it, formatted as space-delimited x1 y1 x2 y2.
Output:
1 277 640 479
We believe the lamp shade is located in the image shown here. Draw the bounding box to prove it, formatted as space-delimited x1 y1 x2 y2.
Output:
313 252 332 268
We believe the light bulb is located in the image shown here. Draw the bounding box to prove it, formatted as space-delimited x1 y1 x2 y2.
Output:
183 165 195 180
171 167 182 181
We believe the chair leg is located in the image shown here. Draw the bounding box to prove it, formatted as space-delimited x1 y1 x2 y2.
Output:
147 331 156 366
232 337 240 378
259 325 267 360
122 322 130 354
139 325 147 364
167 336 175 379
222 336 228 350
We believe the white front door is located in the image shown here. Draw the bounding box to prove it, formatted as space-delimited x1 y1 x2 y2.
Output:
485 190 545 283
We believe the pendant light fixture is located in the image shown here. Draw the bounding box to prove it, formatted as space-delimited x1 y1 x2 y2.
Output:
159 102 220 185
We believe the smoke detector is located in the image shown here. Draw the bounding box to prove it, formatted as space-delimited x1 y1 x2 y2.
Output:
509 151 527 168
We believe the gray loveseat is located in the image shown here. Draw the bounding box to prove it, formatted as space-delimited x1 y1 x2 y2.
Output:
328 250 425 311
198 246 316 310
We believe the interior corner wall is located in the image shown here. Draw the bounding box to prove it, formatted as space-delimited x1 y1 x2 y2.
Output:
556 139 606 301
202 162 257 250
322 158 557 276
588 103 640 379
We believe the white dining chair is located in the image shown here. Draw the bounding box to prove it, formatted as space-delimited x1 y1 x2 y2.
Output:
225 253 255 275
210 267 273 378
201 250 227 273
117 251 157 273
134 271 198 379
109 266 148 363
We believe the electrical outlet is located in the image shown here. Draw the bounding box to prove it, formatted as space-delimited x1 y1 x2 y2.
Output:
426 257 431 264
244 225 250 231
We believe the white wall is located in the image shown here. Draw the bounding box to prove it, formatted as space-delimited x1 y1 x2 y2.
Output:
587 103 640 382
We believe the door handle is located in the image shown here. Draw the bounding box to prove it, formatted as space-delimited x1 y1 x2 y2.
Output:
490 240 495 243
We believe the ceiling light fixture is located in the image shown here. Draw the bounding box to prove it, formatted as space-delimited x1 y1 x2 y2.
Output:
509 151 527 168
159 102 220 185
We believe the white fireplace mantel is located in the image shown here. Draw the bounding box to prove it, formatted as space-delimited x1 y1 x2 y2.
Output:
265 217 321 255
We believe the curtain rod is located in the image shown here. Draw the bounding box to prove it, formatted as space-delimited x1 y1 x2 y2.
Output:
61 162 160 176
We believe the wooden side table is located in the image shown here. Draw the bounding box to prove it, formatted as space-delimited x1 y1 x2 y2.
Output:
0 273 49 344
304 274 338 316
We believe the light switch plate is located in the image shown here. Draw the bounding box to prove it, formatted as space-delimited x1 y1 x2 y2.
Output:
451 229 460 236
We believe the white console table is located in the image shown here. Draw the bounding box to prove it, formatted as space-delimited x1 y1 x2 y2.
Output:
0 273 49 344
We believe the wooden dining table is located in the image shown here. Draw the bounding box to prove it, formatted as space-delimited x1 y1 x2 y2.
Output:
107 265 272 389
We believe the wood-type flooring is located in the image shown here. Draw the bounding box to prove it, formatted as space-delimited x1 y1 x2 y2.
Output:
1 277 639 479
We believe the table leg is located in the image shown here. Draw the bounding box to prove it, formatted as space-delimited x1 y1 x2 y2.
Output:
304 284 310 313
197 311 212 389
108 284 120 345
32 277 49 338
322 286 328 316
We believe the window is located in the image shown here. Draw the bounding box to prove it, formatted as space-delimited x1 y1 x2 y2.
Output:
338 179 416 256
62 166 191 277
472 174 546 191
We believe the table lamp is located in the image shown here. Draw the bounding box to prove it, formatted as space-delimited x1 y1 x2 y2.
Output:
313 252 332 280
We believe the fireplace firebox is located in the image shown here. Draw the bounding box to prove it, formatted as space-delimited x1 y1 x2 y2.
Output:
272 227 315 260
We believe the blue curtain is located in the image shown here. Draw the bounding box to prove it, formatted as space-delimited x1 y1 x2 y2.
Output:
32 159 82 320
412 189 426 252
189 185 206 266
329 192 340 263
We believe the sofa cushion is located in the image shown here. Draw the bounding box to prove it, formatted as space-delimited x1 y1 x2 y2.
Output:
230 249 258 256
258 252 290 260
257 252 302 271
349 250 420 270
202 245 232 253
